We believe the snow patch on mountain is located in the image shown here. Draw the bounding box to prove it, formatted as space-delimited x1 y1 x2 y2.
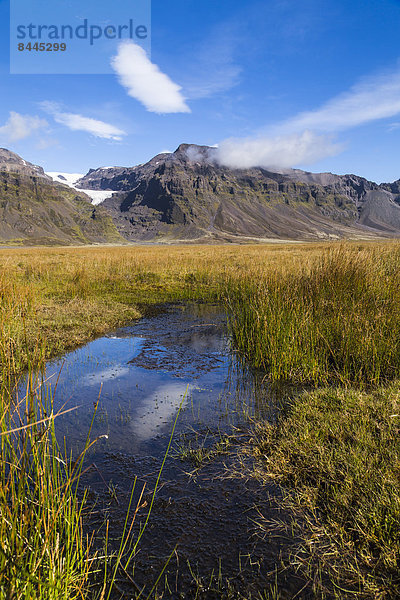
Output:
82 190 117 205
46 172 115 205
46 172 84 186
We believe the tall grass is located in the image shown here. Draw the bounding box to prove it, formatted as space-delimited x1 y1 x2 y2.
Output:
0 268 95 598
227 245 400 385
0 367 94 599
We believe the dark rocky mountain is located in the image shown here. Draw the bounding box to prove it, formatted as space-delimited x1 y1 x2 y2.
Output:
76 144 400 242
2 145 400 246
0 149 124 246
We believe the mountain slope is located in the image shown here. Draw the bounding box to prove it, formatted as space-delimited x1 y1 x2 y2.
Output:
0 149 124 246
76 144 400 242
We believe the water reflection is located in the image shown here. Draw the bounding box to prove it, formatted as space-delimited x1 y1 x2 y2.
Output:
130 381 191 442
25 303 284 459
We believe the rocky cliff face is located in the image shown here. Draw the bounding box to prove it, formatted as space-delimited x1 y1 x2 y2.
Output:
76 144 400 242
0 148 51 179
0 149 124 246
380 179 400 198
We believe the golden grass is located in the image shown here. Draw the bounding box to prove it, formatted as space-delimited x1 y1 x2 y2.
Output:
0 241 321 370
226 243 400 385
0 240 394 368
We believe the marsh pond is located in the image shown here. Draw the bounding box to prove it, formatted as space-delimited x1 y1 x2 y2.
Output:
31 303 308 599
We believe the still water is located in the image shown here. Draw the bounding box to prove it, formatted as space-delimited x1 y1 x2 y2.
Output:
36 303 274 461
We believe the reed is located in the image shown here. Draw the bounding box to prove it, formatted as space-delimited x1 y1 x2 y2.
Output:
0 362 94 599
226 244 400 385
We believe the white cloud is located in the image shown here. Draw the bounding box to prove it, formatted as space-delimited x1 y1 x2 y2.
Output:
36 138 58 150
217 130 341 170
40 102 125 140
282 68 400 133
53 113 125 140
0 111 47 142
217 65 400 170
186 64 241 100
111 42 190 114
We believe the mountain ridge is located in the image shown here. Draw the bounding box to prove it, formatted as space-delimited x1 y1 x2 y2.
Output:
75 144 400 242
2 145 400 245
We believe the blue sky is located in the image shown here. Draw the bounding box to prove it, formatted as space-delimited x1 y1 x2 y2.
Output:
1 0 400 182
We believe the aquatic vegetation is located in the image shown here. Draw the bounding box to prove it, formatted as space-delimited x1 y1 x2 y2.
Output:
1 240 400 598
175 428 233 468
226 244 400 385
0 364 94 599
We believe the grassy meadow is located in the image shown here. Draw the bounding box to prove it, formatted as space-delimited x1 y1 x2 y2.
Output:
0 241 399 598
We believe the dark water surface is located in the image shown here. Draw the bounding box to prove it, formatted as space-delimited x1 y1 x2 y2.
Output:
42 303 275 461
33 303 308 599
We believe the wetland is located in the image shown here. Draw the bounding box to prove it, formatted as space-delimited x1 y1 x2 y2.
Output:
1 242 399 599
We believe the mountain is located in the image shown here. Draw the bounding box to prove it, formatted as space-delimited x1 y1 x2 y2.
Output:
0 148 50 179
76 144 400 242
0 149 124 246
3 145 400 246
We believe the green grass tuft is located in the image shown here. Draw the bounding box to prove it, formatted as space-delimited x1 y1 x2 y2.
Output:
227 245 400 385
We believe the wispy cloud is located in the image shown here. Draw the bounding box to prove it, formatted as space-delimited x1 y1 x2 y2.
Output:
185 61 241 100
111 42 190 114
36 138 59 151
40 102 126 140
281 68 400 133
183 24 242 99
217 65 400 169
0 111 47 142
